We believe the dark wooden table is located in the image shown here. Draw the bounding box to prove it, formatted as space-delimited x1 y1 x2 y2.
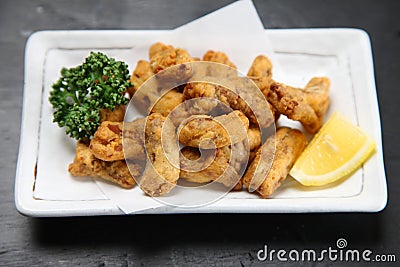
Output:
1 0 399 266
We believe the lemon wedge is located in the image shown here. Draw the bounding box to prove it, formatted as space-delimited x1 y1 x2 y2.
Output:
289 112 376 186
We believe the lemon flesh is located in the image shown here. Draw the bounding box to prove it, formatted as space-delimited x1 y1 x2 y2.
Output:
289 112 376 186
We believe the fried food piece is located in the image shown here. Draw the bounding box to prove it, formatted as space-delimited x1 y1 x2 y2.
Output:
247 125 262 164
180 138 249 190
247 55 273 78
133 82 184 117
231 138 250 171
268 77 330 134
179 146 240 188
246 55 281 121
243 127 307 198
128 60 154 96
183 82 215 99
248 63 274 97
148 42 194 87
179 147 214 184
229 139 250 192
149 42 193 82
68 141 140 188
178 110 249 149
247 125 262 151
123 118 146 160
128 59 162 113
175 49 193 65
149 42 173 61
99 105 126 122
151 89 184 117
183 80 274 128
249 150 257 163
90 119 145 161
90 121 124 161
214 79 274 127
140 113 180 197
249 76 274 95
202 50 237 78
203 50 237 69
168 97 219 127
231 178 243 191
149 42 175 72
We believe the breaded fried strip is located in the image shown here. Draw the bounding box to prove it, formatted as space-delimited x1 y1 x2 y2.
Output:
99 105 126 122
268 77 330 133
179 146 240 188
128 56 186 115
169 97 219 127
151 89 184 117
90 119 145 162
243 127 307 198
203 50 237 69
149 42 193 74
69 141 140 189
179 147 214 184
147 43 194 92
202 50 237 78
257 128 307 197
149 42 175 72
183 82 215 100
249 150 257 163
249 76 274 96
247 126 262 164
247 55 273 78
247 55 274 96
246 55 280 121
178 110 249 149
247 125 262 151
303 77 330 120
90 121 124 161
123 118 146 160
183 80 274 128
128 60 154 96
231 178 243 191
215 80 274 127
140 113 180 197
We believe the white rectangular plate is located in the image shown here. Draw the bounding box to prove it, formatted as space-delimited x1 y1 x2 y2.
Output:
15 29 387 216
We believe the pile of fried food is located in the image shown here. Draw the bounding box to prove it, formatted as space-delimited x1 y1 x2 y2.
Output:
68 42 330 198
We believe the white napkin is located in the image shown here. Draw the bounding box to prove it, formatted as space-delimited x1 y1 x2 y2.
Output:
95 0 276 213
